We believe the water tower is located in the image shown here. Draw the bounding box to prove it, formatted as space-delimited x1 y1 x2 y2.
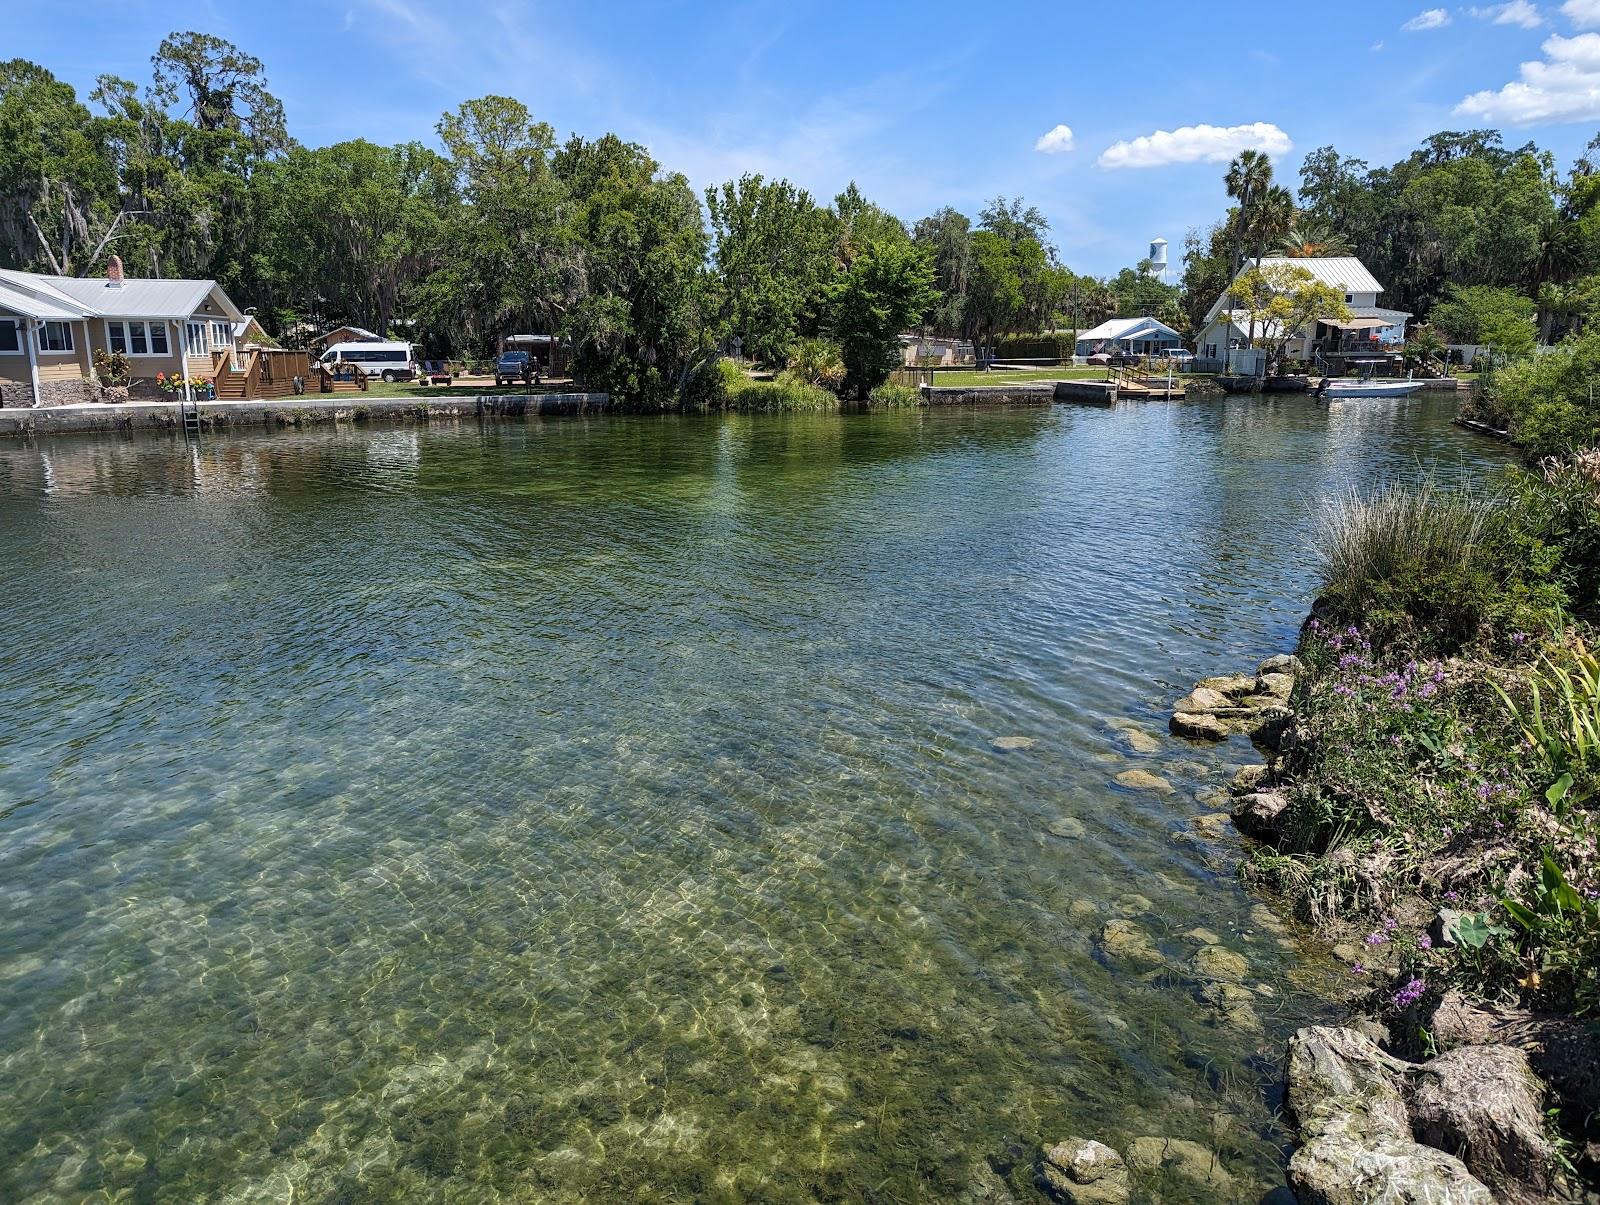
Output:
1147 237 1168 282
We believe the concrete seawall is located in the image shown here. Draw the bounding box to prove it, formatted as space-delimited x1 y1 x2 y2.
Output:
922 385 1055 407
0 393 611 438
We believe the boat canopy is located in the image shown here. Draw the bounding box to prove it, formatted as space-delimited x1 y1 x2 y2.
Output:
1320 316 1392 331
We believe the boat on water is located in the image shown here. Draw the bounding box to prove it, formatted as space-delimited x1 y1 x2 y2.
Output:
1317 358 1426 399
1321 378 1427 399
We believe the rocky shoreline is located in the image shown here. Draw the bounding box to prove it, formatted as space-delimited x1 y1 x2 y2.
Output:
1040 650 1591 1205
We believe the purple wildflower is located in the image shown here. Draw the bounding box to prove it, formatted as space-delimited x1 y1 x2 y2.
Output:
1417 935 1433 950
1444 890 1459 902
1392 978 1427 1009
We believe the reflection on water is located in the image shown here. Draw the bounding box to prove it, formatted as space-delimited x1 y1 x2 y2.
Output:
0 398 1509 1201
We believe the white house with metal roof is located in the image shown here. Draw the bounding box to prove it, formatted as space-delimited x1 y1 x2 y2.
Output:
0 258 244 407
1197 256 1410 366
1072 315 1183 358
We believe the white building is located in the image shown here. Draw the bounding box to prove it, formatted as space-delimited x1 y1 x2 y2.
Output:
1073 316 1183 358
1196 257 1410 366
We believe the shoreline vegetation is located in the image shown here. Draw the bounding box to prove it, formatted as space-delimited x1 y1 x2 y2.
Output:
1156 457 1600 1200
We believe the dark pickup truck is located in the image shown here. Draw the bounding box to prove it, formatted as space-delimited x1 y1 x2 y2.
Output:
494 351 540 387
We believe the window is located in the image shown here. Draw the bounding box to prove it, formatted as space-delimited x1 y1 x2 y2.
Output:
186 321 208 355
150 322 168 354
211 321 230 349
0 318 19 354
108 320 126 354
109 320 172 356
39 321 74 353
130 323 148 355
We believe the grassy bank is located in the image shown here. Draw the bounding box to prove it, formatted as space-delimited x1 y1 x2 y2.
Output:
1240 459 1600 1164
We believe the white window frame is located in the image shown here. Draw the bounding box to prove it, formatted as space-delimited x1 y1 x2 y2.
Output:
39 320 74 353
186 321 209 356
0 317 21 356
106 319 171 358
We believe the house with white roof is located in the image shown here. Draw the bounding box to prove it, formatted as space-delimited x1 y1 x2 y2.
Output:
1073 315 1183 358
1196 256 1410 367
0 258 244 407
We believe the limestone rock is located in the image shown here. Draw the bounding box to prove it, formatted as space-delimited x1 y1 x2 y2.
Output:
1174 686 1230 714
1231 789 1290 840
1248 707 1295 752
1286 1026 1411 1142
991 735 1036 752
1257 671 1296 700
1170 711 1229 741
1259 653 1302 677
1198 980 1261 1031
1230 764 1270 795
1124 1136 1233 1194
1407 1045 1551 1205
1113 769 1172 793
1288 1132 1495 1204
1191 812 1232 838
1040 1137 1129 1204
1192 945 1250 981
1197 673 1257 697
1047 816 1087 840
1116 726 1161 755
1097 919 1162 967
1285 1027 1495 1204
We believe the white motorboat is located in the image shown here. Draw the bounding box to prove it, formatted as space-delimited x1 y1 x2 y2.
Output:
1321 378 1427 398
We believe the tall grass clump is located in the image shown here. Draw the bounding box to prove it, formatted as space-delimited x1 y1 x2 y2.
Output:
866 382 923 408
785 338 846 393
684 357 840 412
1312 478 1559 655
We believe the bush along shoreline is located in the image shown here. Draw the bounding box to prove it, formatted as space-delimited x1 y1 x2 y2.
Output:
1166 461 1600 1201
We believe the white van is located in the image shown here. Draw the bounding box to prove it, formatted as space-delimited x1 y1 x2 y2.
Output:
318 341 417 383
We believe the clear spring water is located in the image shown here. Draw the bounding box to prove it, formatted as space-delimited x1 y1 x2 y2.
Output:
0 397 1510 1203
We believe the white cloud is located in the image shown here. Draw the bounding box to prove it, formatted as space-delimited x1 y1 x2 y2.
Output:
1563 0 1600 27
1371 39 1387 51
1096 122 1291 170
1403 7 1453 30
1456 31 1600 121
1034 124 1075 154
1470 1 1544 27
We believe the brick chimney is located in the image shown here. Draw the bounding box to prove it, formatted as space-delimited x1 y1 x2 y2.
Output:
107 255 124 289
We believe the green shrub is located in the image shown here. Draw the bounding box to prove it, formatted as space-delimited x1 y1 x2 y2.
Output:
785 338 846 392
1312 479 1564 655
1485 328 1600 457
866 383 922 408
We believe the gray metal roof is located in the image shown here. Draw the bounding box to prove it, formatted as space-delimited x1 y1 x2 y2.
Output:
0 269 241 321
0 276 88 320
1252 256 1384 295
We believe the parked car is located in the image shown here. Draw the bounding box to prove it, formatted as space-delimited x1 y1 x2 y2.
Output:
1157 348 1195 365
1108 351 1142 366
494 350 537 387
1085 352 1111 366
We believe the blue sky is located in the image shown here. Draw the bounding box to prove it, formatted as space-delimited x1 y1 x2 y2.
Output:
13 0 1600 276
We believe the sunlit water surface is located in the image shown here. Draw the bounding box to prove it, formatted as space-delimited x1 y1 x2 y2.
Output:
0 397 1510 1202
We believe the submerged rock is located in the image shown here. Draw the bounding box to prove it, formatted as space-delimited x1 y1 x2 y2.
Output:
1115 725 1161 755
1047 816 1087 840
1039 1138 1129 1205
1097 919 1162 967
991 735 1037 752
1112 769 1172 793
1125 1136 1233 1194
1191 812 1232 838
1192 945 1250 981
1198 980 1262 1031
1407 1045 1551 1205
1289 1133 1495 1204
1170 711 1229 742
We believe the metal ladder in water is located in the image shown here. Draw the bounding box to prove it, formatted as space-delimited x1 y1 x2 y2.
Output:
180 396 201 439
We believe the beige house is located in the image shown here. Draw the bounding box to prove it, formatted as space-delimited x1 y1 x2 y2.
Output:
0 260 244 407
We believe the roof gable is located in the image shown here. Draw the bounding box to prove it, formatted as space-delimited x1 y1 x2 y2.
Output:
1204 256 1386 326
1077 315 1181 342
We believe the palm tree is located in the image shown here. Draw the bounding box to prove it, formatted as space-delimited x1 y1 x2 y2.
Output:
1224 150 1274 272
1275 219 1354 258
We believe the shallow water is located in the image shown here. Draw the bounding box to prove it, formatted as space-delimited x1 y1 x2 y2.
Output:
0 396 1510 1202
